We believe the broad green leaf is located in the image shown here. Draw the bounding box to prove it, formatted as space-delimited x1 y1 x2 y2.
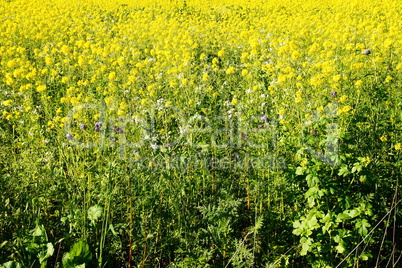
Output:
62 252 71 266
307 215 320 230
62 240 92 267
356 219 370 237
38 242 54 264
305 186 318 198
299 237 312 256
0 262 22 268
335 244 345 253
295 166 304 175
88 205 103 224
322 221 333 234
32 225 45 237
338 165 349 176
345 209 360 218
293 220 301 229
70 240 92 261
320 212 332 223
306 174 319 188
336 213 351 222
300 243 309 256
292 221 303 236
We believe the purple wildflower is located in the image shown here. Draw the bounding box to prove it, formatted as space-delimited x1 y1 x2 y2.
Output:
363 49 371 55
94 122 102 132
115 127 124 134
260 115 268 122
79 124 86 129
331 91 337 98
66 133 73 139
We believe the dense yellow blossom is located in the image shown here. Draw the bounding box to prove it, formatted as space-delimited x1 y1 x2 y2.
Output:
0 0 400 147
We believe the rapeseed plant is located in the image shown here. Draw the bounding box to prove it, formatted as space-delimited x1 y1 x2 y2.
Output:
0 0 401 267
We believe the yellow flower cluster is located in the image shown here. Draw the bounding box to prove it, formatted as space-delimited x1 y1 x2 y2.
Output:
0 0 400 145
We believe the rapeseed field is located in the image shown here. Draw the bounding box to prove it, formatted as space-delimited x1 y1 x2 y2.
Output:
1 0 401 267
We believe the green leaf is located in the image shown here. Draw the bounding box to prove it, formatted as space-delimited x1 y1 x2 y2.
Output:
32 225 45 237
38 242 54 264
0 262 22 268
306 174 319 188
320 212 332 223
62 240 92 268
31 224 48 244
296 166 304 175
306 215 320 230
299 237 312 256
292 221 303 236
62 252 71 267
356 219 370 237
338 165 349 176
336 213 351 222
88 205 103 224
322 221 333 234
345 209 360 218
300 243 310 256
360 253 372 261
109 224 118 236
70 240 92 261
335 244 345 254
351 163 362 173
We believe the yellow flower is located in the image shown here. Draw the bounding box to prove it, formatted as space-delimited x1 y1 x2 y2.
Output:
226 67 235 75
61 117 69 123
333 74 342 82
45 56 54 65
61 76 69 84
108 71 117 81
217 50 225 58
395 143 401 150
339 95 348 103
148 160 156 168
36 85 46 93
361 157 371 165
61 45 71 55
78 56 87 67
385 76 393 83
2 100 13 106
355 80 363 87
338 105 353 115
380 135 388 142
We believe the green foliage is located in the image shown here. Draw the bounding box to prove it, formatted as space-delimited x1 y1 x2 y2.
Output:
62 241 92 268
0 1 401 267
0 262 22 268
0 224 53 268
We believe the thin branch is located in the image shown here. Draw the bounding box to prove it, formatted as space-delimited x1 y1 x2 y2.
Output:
335 198 402 268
